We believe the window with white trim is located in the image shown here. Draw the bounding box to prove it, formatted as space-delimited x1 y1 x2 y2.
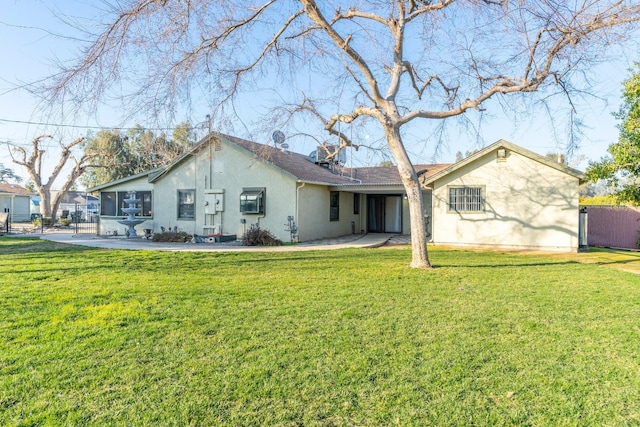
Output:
178 190 195 219
240 188 265 214
448 186 484 212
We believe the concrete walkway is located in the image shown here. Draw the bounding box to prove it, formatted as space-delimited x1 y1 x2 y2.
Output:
35 232 397 252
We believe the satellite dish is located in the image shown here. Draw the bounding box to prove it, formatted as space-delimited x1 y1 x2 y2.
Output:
272 130 285 145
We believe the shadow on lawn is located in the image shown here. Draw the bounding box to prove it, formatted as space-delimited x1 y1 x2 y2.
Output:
0 237 91 249
434 260 580 269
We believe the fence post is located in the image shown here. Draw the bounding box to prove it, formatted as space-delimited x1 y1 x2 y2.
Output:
578 207 588 251
75 202 79 234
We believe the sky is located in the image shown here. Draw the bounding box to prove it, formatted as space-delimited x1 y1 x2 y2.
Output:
0 0 637 186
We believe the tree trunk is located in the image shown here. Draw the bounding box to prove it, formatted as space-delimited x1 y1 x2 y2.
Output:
38 188 54 219
384 126 432 269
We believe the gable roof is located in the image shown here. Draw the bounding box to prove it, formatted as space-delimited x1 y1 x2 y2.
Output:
422 139 586 185
0 183 33 196
87 134 582 193
146 132 441 187
87 168 162 192
220 134 358 185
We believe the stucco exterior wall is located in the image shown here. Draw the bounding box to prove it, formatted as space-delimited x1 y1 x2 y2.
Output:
431 150 580 251
149 142 301 242
297 185 361 241
97 141 369 243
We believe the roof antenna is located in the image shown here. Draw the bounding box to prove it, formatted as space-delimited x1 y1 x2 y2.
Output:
272 130 288 152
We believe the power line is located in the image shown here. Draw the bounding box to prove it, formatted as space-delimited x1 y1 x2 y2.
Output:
0 118 203 132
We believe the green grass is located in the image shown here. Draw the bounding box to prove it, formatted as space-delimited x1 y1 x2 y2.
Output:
1 237 640 426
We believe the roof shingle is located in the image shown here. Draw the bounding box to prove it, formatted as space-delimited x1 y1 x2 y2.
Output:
225 134 451 186
0 183 33 196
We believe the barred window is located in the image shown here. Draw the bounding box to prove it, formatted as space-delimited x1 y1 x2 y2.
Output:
448 187 483 212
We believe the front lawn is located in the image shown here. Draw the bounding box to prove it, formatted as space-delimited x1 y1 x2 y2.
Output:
1 238 639 426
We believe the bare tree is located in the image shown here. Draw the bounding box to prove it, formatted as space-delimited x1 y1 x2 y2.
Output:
9 135 98 221
45 0 640 267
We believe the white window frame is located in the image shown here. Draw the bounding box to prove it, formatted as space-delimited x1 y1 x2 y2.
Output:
240 188 265 214
447 186 484 213
178 189 196 220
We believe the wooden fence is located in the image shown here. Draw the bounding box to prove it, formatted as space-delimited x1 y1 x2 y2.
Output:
585 205 640 249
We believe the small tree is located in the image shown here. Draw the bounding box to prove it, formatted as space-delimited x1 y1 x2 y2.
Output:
9 135 99 221
0 163 23 184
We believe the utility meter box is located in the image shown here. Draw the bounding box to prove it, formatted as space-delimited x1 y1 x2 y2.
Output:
204 189 224 213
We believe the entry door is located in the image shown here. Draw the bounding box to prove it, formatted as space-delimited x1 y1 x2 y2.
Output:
367 195 402 233
384 196 402 233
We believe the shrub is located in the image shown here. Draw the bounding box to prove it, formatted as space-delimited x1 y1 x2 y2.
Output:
580 195 617 206
32 217 53 227
57 218 72 227
242 225 282 246
152 231 192 243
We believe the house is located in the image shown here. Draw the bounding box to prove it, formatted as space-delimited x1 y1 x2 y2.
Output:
88 133 585 251
0 183 33 222
423 140 585 251
50 190 99 221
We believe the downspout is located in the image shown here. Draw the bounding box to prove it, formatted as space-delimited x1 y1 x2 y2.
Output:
296 182 306 239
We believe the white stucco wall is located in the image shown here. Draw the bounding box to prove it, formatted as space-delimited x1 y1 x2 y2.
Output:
98 140 371 243
147 142 302 242
430 150 580 251
297 185 361 241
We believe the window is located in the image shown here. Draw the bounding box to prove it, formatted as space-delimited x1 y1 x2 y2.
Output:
138 191 152 216
101 191 153 217
118 191 153 217
330 191 339 221
353 193 360 215
100 191 117 216
178 190 195 219
448 187 484 212
240 188 265 214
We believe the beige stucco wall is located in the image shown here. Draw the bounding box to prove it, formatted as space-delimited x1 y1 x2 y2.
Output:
430 150 580 251
97 141 365 242
151 142 301 242
297 185 361 241
296 184 329 241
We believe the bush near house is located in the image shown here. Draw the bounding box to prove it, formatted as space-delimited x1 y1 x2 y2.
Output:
152 231 192 242
242 224 282 246
579 195 618 205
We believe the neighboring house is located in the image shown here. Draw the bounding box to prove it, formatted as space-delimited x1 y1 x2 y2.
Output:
0 183 33 222
89 134 585 251
51 190 99 221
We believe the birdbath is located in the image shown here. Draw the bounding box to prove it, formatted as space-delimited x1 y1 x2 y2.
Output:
117 191 146 237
